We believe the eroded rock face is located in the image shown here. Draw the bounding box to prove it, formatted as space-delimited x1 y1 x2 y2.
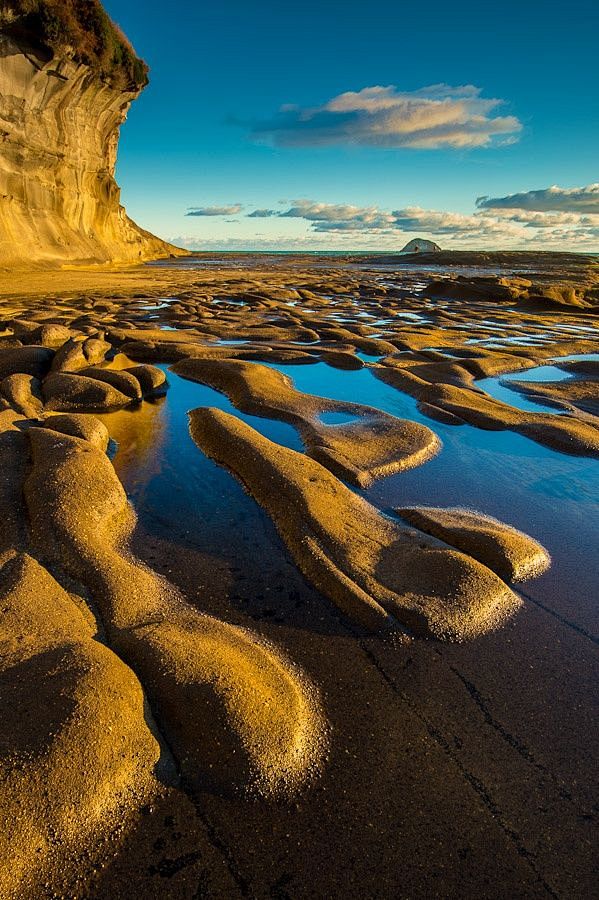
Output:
0 34 181 267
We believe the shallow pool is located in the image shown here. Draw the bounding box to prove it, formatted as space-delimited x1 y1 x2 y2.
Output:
477 352 599 414
98 351 599 636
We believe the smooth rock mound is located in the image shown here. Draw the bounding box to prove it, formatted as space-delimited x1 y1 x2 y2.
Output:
41 413 110 451
23 426 325 797
42 372 132 411
509 376 599 417
0 553 161 899
397 507 551 582
81 366 144 401
27 324 73 347
174 358 440 486
125 364 168 395
189 407 525 641
0 346 54 381
0 374 43 418
50 337 111 373
400 238 441 254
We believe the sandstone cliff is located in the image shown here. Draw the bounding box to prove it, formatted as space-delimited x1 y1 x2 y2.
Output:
0 32 182 268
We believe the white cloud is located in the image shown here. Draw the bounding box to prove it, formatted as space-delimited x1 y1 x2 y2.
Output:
272 198 598 248
476 183 599 213
247 209 278 217
177 185 599 251
489 208 599 228
276 201 526 240
280 200 394 231
393 207 505 235
186 205 243 216
251 84 522 149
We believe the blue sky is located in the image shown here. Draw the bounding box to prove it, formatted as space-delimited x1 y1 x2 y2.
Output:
104 0 598 250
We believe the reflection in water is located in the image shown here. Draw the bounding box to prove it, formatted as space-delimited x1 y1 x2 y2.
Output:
97 367 302 561
93 366 305 619
102 396 168 497
269 361 599 502
265 361 424 422
478 352 599 415
476 376 565 414
97 356 599 634
318 411 361 425
264 362 599 627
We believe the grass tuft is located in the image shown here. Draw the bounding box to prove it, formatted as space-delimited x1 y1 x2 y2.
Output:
0 0 149 89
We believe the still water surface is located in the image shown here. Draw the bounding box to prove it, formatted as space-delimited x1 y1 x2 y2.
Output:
101 355 599 635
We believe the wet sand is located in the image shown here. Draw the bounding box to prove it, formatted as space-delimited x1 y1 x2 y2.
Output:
0 253 597 898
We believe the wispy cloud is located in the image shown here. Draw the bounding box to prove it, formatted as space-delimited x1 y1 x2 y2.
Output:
280 200 394 231
169 234 383 251
247 209 278 217
476 184 599 213
251 84 522 149
180 184 599 250
272 198 597 247
186 204 243 216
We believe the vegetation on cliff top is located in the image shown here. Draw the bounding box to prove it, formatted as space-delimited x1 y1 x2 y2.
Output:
0 0 149 89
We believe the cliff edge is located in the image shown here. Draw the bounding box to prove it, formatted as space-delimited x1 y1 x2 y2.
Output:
0 2 184 268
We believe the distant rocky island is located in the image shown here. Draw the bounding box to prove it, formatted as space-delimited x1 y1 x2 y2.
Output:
400 238 441 254
0 0 181 267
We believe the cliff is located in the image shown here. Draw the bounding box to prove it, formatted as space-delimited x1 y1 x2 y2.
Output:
0 19 183 268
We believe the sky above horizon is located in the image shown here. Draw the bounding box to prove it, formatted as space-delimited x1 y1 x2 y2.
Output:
104 0 598 252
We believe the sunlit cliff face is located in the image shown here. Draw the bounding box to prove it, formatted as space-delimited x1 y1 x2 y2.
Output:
0 34 177 267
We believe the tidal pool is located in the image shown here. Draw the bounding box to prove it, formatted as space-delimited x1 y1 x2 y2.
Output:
265 361 428 422
103 365 301 502
265 362 599 633
477 352 599 414
140 298 177 310
101 355 599 637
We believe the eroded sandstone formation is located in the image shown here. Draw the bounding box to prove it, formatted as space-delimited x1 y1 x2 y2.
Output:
0 258 596 895
0 29 181 267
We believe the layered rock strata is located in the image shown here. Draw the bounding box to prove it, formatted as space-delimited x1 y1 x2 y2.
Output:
0 31 181 267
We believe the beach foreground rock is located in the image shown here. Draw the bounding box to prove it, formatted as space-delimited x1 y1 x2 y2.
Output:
0 553 162 899
189 406 525 640
375 360 599 458
174 357 440 486
23 425 326 799
397 506 551 582
0 251 595 896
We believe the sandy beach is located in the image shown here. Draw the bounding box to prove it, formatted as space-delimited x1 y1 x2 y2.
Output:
0 252 597 897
